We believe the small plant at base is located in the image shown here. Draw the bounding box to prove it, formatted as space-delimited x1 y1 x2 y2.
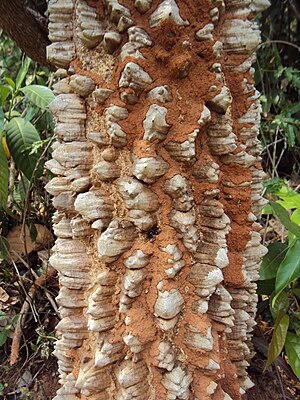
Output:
259 178 300 379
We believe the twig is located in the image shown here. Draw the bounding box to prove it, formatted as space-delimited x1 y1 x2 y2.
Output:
20 133 55 265
7 158 15 208
274 363 287 400
10 267 56 365
7 253 39 322
258 40 300 52
10 250 60 317
288 0 300 23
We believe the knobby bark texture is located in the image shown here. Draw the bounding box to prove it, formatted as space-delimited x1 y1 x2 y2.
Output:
46 0 270 399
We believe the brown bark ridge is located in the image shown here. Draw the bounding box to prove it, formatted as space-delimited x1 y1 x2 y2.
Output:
0 0 53 69
46 0 270 399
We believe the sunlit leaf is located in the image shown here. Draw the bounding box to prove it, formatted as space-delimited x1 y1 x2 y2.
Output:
270 201 300 237
291 209 300 226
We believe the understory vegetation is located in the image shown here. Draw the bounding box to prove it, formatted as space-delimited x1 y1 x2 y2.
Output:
0 0 299 398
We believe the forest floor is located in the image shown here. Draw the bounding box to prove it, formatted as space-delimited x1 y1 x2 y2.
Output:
1 332 299 399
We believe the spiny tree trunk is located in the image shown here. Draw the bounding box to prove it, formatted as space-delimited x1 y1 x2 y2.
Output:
46 1 270 399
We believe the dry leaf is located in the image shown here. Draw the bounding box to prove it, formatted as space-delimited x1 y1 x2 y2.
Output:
6 224 53 261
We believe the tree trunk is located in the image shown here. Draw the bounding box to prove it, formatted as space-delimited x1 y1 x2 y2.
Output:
46 0 270 399
0 0 53 69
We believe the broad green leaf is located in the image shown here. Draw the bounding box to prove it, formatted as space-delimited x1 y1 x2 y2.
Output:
270 201 300 237
0 236 10 260
270 291 289 321
0 136 8 208
266 314 289 367
5 117 42 180
259 242 288 280
285 332 300 379
21 85 55 109
257 278 275 295
16 57 31 90
275 238 300 296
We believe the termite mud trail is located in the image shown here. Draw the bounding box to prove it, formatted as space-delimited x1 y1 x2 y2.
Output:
45 0 270 399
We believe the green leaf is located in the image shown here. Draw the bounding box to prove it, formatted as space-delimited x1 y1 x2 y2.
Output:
257 278 275 295
0 135 9 208
5 117 42 180
285 332 300 379
5 78 15 90
259 242 288 280
270 291 289 321
20 85 55 109
291 209 300 226
275 238 300 296
0 236 10 260
290 312 300 336
24 106 39 122
276 189 300 209
266 314 289 367
262 204 273 215
0 85 10 106
293 288 300 300
17 176 30 201
270 201 300 237
288 102 300 115
285 124 295 147
0 328 9 346
29 223 37 243
0 107 4 132
16 57 31 90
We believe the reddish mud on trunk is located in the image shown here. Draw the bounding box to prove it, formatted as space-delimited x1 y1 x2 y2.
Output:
46 0 269 399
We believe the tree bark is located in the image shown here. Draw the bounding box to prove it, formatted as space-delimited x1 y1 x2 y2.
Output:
46 1 269 399
0 0 53 69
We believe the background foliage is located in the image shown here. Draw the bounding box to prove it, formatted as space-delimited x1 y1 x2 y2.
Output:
255 0 300 383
